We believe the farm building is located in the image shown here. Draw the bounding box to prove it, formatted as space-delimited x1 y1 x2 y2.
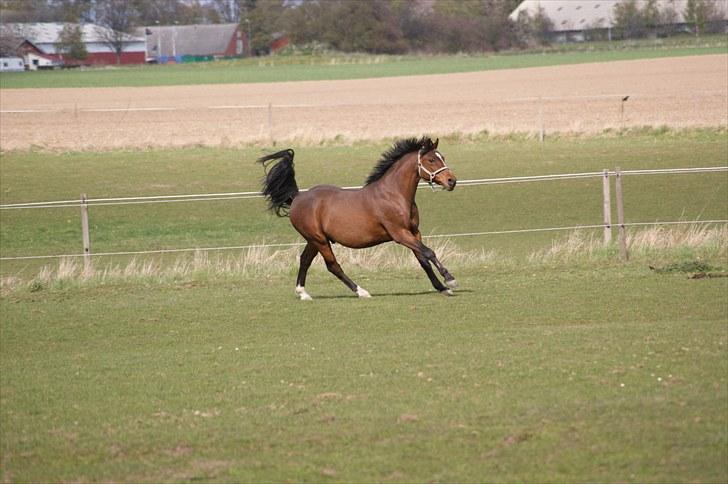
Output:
15 40 63 70
137 23 245 63
0 56 24 72
0 22 145 66
509 0 728 41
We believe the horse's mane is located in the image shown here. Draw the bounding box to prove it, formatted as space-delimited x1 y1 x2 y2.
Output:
365 137 434 186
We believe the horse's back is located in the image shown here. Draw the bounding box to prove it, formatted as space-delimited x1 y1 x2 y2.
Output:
289 185 390 248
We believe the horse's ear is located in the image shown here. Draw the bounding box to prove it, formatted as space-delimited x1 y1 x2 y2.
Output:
433 138 439 149
419 137 431 154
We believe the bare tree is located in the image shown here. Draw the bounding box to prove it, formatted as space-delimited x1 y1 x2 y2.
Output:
684 0 721 36
0 24 24 57
95 0 138 64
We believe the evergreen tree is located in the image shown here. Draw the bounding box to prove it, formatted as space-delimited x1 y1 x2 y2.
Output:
57 23 88 61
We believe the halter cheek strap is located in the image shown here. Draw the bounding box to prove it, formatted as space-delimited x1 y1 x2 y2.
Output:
417 151 449 190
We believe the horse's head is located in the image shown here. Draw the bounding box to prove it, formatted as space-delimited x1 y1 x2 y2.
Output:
417 138 457 191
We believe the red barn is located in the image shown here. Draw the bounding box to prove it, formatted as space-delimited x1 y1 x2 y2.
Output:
138 23 244 63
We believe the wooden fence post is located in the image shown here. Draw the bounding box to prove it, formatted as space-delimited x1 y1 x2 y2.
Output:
80 194 91 272
538 97 545 144
268 102 273 144
615 168 629 261
602 169 612 245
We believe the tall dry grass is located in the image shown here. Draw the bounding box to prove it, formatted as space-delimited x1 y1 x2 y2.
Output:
2 225 725 293
530 224 727 265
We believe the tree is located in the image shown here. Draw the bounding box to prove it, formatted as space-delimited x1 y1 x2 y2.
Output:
132 0 218 26
95 0 139 65
245 0 286 55
641 0 660 36
684 0 720 36
515 6 554 47
54 0 95 23
0 0 57 22
210 0 257 22
658 2 679 36
0 23 24 56
613 0 645 39
285 0 406 55
57 23 88 62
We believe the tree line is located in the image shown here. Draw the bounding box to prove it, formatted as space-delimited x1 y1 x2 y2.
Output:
611 0 725 39
1 0 725 58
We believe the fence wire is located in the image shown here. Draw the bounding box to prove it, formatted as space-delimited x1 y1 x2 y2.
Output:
1 166 725 210
1 166 726 262
2 219 726 262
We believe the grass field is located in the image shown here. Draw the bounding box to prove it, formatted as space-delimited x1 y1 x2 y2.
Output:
1 130 727 482
1 265 727 482
1 35 726 89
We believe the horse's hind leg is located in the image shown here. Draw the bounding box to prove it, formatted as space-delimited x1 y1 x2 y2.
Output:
315 241 371 298
295 242 318 301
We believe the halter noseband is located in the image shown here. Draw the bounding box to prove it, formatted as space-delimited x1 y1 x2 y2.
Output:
417 150 449 190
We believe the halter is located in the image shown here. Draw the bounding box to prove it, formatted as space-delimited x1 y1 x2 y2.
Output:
417 150 450 190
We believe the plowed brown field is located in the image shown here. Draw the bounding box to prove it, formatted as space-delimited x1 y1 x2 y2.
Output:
1 54 726 151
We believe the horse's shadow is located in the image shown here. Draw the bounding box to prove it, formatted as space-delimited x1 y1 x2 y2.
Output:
312 289 474 300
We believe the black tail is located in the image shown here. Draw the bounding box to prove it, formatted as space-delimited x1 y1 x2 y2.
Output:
257 149 299 217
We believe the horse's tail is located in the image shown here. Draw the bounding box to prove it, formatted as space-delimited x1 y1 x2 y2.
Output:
257 149 299 217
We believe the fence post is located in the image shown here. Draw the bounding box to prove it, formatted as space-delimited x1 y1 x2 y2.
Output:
602 169 612 245
80 194 92 272
267 102 273 144
615 168 629 261
538 97 545 143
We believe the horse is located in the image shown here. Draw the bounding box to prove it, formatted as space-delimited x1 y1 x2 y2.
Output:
257 136 458 300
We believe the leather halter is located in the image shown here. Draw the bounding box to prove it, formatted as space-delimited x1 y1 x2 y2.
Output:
417 150 449 190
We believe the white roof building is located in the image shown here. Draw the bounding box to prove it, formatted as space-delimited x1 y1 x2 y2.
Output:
1 22 144 54
509 0 728 33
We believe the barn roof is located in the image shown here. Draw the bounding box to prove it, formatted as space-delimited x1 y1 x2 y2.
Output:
1 22 144 44
136 23 239 57
509 0 727 32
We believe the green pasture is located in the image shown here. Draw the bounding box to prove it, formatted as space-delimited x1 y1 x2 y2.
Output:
1 129 727 278
1 264 727 482
1 129 727 482
1 35 726 89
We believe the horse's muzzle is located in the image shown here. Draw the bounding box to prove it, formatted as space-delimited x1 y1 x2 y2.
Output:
446 177 457 191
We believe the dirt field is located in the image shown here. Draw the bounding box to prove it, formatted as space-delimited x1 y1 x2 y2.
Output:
1 55 726 151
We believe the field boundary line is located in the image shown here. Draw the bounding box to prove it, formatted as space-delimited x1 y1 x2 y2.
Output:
3 90 726 114
2 166 725 210
2 220 725 262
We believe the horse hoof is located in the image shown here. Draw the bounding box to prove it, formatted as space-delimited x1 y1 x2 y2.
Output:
295 286 313 301
445 278 458 288
356 286 372 298
440 289 454 296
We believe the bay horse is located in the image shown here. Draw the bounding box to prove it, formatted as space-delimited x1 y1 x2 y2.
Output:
257 137 458 300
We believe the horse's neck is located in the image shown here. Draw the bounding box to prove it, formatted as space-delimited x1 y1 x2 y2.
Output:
377 153 420 202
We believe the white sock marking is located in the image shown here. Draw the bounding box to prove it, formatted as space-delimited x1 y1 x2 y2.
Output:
295 285 313 301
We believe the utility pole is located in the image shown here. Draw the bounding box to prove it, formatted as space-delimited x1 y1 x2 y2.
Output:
244 18 251 57
155 20 161 62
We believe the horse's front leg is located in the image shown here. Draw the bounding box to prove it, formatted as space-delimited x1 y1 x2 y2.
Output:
412 230 458 291
414 231 458 289
390 228 455 295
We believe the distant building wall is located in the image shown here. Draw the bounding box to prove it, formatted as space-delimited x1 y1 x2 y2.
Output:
0 57 25 72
